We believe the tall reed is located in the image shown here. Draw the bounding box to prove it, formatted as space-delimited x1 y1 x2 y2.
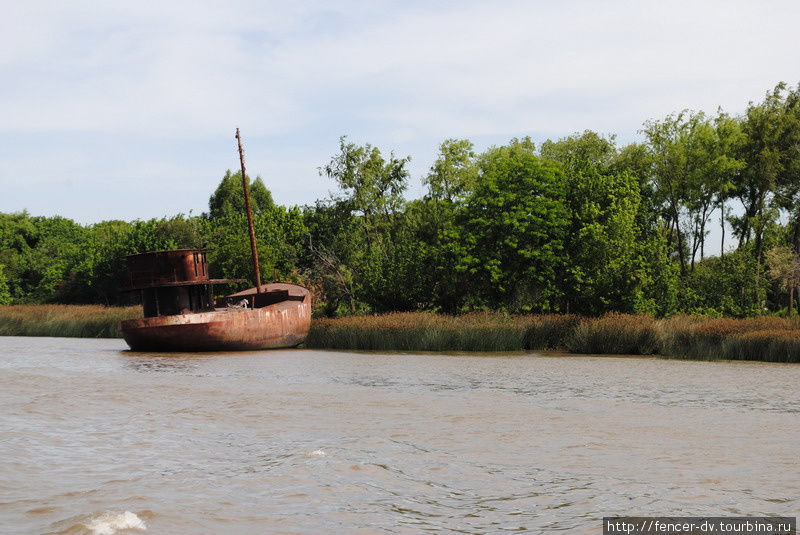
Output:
308 312 800 362
0 305 140 338
661 315 800 362
307 312 530 352
565 313 662 355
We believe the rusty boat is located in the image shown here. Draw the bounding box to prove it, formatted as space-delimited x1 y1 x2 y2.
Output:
119 249 311 351
119 128 311 351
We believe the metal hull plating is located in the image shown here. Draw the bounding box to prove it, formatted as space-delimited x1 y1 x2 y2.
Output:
121 284 311 352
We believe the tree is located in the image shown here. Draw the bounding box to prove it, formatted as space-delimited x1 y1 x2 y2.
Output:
709 112 746 257
455 138 568 311
765 246 800 314
207 206 306 288
766 84 800 254
0 264 11 305
644 112 693 274
424 138 477 203
320 137 409 253
302 200 363 315
682 111 745 265
644 111 730 273
418 140 480 311
561 168 653 314
208 170 275 220
206 169 304 290
539 132 675 315
677 247 762 317
321 137 409 218
729 84 800 306
734 84 794 260
612 142 653 181
314 137 413 314
540 130 617 172
0 212 38 302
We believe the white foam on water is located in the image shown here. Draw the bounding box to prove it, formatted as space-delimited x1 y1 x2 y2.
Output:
308 449 326 457
84 511 147 535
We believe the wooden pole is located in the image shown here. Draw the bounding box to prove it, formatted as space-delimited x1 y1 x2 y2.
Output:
236 128 263 294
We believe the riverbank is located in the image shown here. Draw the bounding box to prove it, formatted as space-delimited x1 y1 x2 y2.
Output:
0 305 140 338
1 306 798 362
307 312 800 362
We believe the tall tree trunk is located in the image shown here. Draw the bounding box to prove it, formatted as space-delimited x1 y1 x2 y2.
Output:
753 196 766 263
670 202 687 275
720 199 725 258
792 210 800 256
699 203 710 261
796 284 800 316
738 193 758 249
690 218 698 272
753 197 766 310
700 222 705 260
666 218 675 250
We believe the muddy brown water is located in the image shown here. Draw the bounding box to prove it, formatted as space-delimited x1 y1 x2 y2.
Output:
1 336 798 534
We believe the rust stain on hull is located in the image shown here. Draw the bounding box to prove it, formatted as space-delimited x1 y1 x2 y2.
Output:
120 283 311 352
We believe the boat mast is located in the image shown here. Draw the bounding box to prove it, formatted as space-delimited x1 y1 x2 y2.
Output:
235 128 263 294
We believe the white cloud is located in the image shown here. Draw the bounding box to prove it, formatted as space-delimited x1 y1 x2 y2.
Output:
0 0 798 220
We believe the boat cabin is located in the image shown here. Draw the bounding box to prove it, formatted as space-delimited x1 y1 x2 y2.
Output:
123 249 243 318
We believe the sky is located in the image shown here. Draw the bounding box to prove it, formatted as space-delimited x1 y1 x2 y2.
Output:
1 0 798 224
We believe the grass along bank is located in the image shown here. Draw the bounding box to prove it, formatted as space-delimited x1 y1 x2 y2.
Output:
307 312 800 363
0 305 140 338
1 306 799 362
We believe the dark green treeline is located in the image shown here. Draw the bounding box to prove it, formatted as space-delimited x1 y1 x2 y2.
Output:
2 82 799 317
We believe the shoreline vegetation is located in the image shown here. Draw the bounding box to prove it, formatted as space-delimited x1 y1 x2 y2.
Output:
0 305 140 339
2 305 798 363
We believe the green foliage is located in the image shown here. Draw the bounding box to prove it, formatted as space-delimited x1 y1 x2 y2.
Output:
302 199 363 316
206 206 306 287
454 139 569 311
540 130 617 172
424 139 478 202
208 170 275 220
65 216 205 304
0 212 38 302
729 82 800 278
678 248 765 317
0 264 11 305
561 168 645 313
539 131 676 316
321 136 409 220
764 246 800 293
611 142 653 181
312 138 416 315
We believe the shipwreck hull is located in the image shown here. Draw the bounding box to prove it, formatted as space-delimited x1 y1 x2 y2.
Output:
121 284 311 352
